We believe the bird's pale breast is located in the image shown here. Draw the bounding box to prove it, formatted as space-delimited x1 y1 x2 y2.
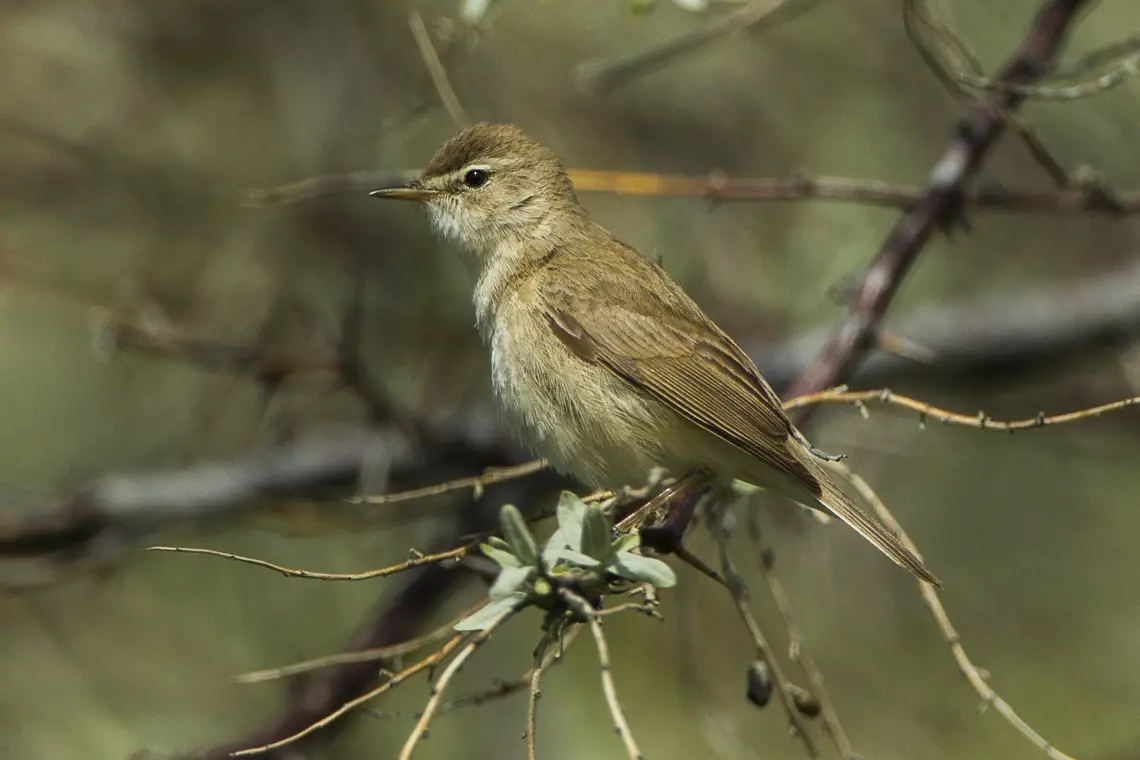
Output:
486 292 681 490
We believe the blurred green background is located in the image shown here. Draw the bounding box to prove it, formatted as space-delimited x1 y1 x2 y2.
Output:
1 1 1138 759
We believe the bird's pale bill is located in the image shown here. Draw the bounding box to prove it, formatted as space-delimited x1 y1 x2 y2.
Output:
368 183 438 202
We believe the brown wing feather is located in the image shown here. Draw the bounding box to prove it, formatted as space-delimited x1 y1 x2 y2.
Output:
543 276 819 495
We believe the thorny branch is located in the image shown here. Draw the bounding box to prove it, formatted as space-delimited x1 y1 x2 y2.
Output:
786 0 1097 404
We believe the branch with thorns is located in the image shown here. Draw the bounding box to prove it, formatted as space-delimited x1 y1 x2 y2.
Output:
138 375 1140 759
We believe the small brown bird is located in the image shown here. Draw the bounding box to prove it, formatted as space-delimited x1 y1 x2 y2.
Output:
371 123 938 585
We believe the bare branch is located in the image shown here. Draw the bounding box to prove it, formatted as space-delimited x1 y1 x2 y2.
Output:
525 636 551 760
233 606 479 683
398 605 520 760
229 634 464 757
786 0 1097 404
566 169 1140 214
829 461 1080 760
144 543 470 581
352 459 547 505
783 388 1140 431
409 11 470 127
560 590 645 760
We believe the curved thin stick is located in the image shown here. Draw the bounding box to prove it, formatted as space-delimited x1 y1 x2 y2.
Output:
525 636 552 760
144 544 469 580
398 604 520 760
828 460 1079 760
352 459 547 505
233 602 485 682
231 634 464 756
560 590 644 760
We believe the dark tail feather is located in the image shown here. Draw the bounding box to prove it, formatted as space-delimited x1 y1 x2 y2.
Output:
812 466 941 586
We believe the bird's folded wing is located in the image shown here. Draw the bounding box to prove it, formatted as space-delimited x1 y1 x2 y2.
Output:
543 291 819 494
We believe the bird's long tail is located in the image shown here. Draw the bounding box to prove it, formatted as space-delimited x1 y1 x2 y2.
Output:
807 461 940 586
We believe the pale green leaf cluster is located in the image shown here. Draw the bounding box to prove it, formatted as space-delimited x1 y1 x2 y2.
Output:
455 492 676 631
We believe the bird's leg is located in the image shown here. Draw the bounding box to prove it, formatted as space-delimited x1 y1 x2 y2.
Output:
616 470 713 555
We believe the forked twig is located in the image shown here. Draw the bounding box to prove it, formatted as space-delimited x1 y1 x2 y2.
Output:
398 604 520 760
560 590 644 760
231 634 464 756
828 460 1080 760
233 604 483 683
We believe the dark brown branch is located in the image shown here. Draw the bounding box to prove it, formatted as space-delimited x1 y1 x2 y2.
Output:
785 0 1095 404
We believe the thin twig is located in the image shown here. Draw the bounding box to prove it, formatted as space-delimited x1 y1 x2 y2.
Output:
233 604 483 683
367 675 529 720
352 459 547 505
713 510 819 757
576 0 823 96
409 11 470 127
231 634 464 756
746 513 853 758
958 54 1139 100
144 543 470 581
560 590 644 760
525 636 551 760
398 604 520 760
783 388 1140 431
829 461 1080 760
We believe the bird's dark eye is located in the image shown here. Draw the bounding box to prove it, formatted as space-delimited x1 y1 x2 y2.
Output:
463 168 489 188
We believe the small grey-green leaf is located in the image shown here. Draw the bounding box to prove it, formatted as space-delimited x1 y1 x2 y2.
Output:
480 543 521 568
612 532 640 554
454 592 526 631
612 552 677 588
556 491 587 551
545 547 601 568
581 502 612 561
490 565 534 599
486 536 513 553
541 527 570 569
499 504 538 566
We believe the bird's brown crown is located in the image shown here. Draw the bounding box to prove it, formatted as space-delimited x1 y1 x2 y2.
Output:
422 122 565 182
